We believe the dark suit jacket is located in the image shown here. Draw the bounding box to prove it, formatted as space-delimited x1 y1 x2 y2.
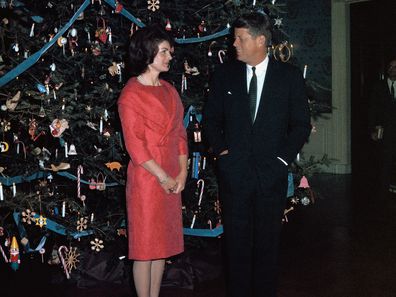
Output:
203 58 311 193
368 79 396 151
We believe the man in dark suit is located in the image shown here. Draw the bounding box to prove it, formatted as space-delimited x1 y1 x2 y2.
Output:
368 58 396 197
203 12 311 297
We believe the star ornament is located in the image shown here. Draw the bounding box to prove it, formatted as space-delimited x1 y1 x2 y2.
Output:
65 247 80 272
35 215 47 228
147 0 160 12
274 17 283 28
90 238 104 252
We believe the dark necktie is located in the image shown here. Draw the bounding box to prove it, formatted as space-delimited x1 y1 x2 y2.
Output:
391 81 395 99
249 66 257 123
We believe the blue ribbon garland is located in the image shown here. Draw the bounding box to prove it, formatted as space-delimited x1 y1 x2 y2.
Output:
13 212 47 253
287 172 294 198
183 105 202 128
0 0 91 87
183 225 223 237
0 0 230 87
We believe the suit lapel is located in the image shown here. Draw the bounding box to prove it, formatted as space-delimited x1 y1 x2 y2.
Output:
232 61 251 122
254 58 276 124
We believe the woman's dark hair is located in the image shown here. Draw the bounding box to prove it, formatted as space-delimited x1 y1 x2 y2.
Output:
128 25 174 76
232 11 272 46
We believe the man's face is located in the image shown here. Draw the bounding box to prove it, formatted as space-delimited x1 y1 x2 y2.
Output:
387 60 396 80
233 28 266 66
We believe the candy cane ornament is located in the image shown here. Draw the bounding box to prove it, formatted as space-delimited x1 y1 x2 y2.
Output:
218 50 226 64
58 245 70 279
0 245 8 263
197 179 205 206
77 165 86 205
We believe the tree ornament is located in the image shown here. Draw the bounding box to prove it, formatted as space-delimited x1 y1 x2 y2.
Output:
64 247 80 272
98 5 106 16
29 23 35 37
35 214 47 228
57 37 67 47
12 43 19 52
58 246 71 279
39 248 45 263
274 17 283 28
114 0 123 13
90 238 104 252
0 120 11 132
69 28 77 38
47 248 60 265
91 41 101 56
184 60 199 76
105 161 122 171
95 19 108 44
76 217 88 231
28 119 38 140
9 236 20 271
198 20 206 33
0 141 9 153
147 0 160 12
165 19 171 31
218 50 226 64
273 41 292 62
49 119 69 138
298 176 310 188
108 62 119 76
21 209 36 224
68 144 77 155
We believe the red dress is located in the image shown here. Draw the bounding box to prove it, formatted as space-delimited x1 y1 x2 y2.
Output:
118 77 188 260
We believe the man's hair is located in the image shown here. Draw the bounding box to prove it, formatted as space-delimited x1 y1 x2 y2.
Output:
128 24 174 76
232 11 272 45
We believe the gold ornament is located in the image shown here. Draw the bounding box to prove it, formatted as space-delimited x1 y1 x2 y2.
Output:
272 41 292 63
147 0 160 12
90 238 104 252
76 217 88 231
65 247 80 272
22 209 36 224
35 215 47 228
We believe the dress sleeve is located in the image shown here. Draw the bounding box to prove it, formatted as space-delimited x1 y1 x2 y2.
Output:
118 100 153 165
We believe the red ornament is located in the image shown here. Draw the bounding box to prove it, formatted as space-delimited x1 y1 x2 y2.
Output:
165 19 172 31
115 1 123 13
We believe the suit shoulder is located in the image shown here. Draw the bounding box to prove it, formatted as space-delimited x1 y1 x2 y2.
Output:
214 60 244 74
271 59 302 75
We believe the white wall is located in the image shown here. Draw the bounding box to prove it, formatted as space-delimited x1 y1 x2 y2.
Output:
302 1 351 174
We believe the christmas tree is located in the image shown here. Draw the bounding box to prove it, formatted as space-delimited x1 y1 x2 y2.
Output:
0 0 328 282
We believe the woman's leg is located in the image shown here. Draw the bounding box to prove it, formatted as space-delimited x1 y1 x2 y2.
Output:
150 259 165 297
133 260 151 297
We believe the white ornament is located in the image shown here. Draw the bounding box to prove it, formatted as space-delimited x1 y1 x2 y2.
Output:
274 17 283 27
147 0 160 12
90 238 104 252
70 28 78 37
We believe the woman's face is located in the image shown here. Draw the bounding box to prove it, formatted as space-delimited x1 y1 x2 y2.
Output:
149 40 173 74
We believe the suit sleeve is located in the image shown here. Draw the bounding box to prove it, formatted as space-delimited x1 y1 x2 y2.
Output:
118 99 153 165
368 82 385 129
202 69 228 155
278 67 311 164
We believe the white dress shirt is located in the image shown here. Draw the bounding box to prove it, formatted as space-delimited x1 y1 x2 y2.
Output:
387 78 395 99
246 56 269 121
246 56 288 166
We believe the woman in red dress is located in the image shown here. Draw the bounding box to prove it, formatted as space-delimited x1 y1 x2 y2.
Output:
118 25 188 297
